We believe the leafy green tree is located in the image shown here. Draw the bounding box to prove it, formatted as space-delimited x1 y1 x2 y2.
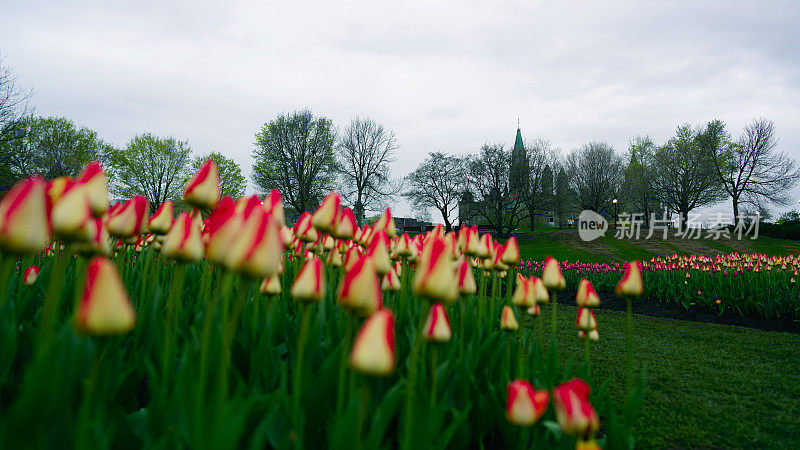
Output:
252 110 337 215
106 133 192 212
190 152 246 200
620 136 660 227
0 116 111 192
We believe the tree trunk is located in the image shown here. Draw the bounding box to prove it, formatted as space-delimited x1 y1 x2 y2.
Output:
528 207 536 231
732 196 740 227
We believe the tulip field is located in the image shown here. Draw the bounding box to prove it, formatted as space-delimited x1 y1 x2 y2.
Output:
1 160 799 448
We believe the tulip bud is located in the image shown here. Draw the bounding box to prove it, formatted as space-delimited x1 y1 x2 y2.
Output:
512 275 535 307
372 207 396 238
76 161 109 216
552 379 600 436
260 274 282 296
542 256 565 291
50 182 93 242
381 269 401 292
350 308 395 376
0 176 50 253
393 232 412 258
46 176 72 205
616 260 644 297
476 233 492 259
423 302 452 343
184 159 220 209
312 191 340 233
357 224 373 247
262 189 285 226
501 305 519 330
294 212 318 243
575 278 601 308
501 236 521 265
161 212 204 262
456 258 477 295
506 379 549 427
338 255 383 316
334 207 357 239
225 208 283 278
148 200 174 234
530 276 549 304
107 196 149 238
204 197 243 265
578 329 599 341
368 230 392 275
23 265 40 285
291 256 325 303
343 245 362 272
327 245 343 267
74 256 136 335
527 304 540 316
576 307 597 331
236 194 262 217
413 237 458 303
72 217 112 257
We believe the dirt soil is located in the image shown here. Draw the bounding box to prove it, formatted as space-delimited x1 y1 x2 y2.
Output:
557 289 800 334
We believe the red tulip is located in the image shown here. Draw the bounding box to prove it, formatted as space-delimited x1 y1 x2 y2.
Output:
501 236 521 265
75 161 109 216
349 308 395 376
204 197 243 265
23 265 40 285
512 274 535 307
530 276 549 304
616 260 644 297
372 207 395 238
260 274 282 295
338 255 383 316
184 159 220 209
74 256 136 335
0 176 50 253
367 230 392 275
456 258 477 295
413 236 458 303
542 256 565 291
225 208 283 278
50 181 93 241
72 217 112 256
107 196 149 238
312 191 340 233
576 307 597 331
161 212 204 262
381 269 401 292
291 256 326 302
423 302 452 343
506 379 549 426
293 212 318 243
333 206 357 239
261 189 285 226
501 305 519 330
552 378 600 436
148 200 174 235
576 278 600 308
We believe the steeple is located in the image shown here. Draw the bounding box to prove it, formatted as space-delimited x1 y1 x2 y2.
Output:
514 126 524 152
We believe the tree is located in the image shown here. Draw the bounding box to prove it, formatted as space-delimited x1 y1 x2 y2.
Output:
0 54 33 147
523 138 556 230
404 152 466 231
252 110 337 216
702 118 800 225
566 142 624 216
337 117 400 223
540 164 554 224
620 136 660 227
107 133 192 212
0 116 111 192
652 124 725 230
553 166 572 228
466 143 524 237
190 152 246 200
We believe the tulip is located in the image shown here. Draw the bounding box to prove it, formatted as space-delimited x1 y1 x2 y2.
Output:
616 260 644 297
501 236 521 265
367 230 392 275
423 302 452 342
204 197 243 265
262 189 285 225
326 245 343 267
51 181 95 242
312 191 340 233
456 258 477 295
393 232 413 258
413 236 458 303
500 305 519 330
477 233 492 259
505 379 549 426
161 212 204 262
338 255 383 316
542 256 565 291
148 200 174 234
579 329 599 341
530 276 549 304
235 194 263 217
552 379 600 436
349 308 395 376
46 176 72 205
184 159 220 209
260 274 282 296
459 225 481 256
0 176 50 253
512 275 535 307
293 212 318 243
225 208 283 278
372 207 396 238
527 304 540 316
107 196 149 238
357 224 373 246
23 265 40 285
291 256 326 303
576 307 597 331
75 161 109 216
72 217 112 257
334 206 357 239
576 278 601 308
381 269 401 292
74 256 136 335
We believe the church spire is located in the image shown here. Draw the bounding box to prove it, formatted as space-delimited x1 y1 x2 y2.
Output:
514 125 524 151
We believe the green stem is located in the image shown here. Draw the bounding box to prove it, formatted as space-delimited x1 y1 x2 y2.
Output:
517 321 525 378
550 291 558 339
76 340 109 450
430 345 439 409
626 297 633 393
195 269 224 435
36 253 69 353
584 332 591 364
505 333 512 382
402 313 427 450
292 302 313 443
336 315 355 412
161 263 186 390
0 253 16 311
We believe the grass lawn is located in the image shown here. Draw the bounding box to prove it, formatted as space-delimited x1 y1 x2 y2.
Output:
534 302 800 448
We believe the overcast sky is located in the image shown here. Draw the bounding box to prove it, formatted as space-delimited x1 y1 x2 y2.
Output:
2 0 800 220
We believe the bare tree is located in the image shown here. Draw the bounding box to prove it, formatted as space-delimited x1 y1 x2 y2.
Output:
566 142 624 216
0 54 33 146
524 138 558 230
620 136 660 227
106 133 192 212
652 124 725 230
404 152 465 231
338 117 400 223
703 118 800 225
252 110 337 215
466 143 525 237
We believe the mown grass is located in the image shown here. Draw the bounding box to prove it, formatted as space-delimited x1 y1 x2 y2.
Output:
536 302 800 448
